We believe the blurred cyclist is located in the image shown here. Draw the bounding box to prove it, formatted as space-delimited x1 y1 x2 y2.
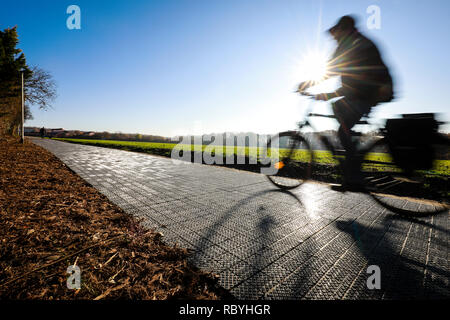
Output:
298 15 394 190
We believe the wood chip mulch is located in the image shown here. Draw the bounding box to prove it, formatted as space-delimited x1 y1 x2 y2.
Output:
0 138 230 300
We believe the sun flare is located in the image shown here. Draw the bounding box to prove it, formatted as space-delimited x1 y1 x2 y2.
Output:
296 50 329 83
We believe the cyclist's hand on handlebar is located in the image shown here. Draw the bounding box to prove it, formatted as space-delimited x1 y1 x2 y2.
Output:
297 90 334 101
298 91 315 98
298 92 330 100
297 81 311 93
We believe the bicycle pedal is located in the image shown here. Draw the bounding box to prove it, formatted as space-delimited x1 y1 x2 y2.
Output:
319 136 331 146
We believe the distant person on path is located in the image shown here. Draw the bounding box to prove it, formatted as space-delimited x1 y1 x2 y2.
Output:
40 127 46 138
298 15 394 190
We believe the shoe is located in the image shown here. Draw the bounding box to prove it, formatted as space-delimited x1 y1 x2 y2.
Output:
345 183 365 192
330 184 347 192
330 182 365 193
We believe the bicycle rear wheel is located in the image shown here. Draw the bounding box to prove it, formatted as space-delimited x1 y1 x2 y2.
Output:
263 132 313 190
360 137 449 215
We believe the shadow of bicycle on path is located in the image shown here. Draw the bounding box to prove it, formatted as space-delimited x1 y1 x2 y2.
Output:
334 210 449 299
189 182 448 299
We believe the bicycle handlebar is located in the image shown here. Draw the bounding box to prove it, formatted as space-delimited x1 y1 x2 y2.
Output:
295 90 316 100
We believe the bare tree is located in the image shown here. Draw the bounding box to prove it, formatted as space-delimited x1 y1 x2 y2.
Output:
25 66 57 110
0 66 56 136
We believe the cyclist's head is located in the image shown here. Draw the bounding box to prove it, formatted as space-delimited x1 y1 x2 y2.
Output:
328 15 357 41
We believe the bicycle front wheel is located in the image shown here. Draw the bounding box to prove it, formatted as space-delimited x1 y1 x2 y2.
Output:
263 132 313 190
360 137 449 215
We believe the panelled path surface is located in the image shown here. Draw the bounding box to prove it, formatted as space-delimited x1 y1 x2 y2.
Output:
32 138 449 299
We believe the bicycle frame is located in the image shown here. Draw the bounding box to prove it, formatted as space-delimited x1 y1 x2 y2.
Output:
293 98 379 162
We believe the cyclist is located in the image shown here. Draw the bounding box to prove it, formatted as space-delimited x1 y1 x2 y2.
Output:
298 15 394 191
40 126 46 138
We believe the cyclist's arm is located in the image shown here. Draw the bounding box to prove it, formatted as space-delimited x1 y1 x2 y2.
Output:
315 90 343 101
298 72 337 91
315 47 348 99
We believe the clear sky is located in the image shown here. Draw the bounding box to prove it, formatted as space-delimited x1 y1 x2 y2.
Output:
1 0 449 136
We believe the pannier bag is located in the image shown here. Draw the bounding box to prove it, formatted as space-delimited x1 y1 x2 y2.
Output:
385 113 438 171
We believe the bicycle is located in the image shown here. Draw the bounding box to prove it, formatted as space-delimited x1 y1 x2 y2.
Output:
263 93 449 215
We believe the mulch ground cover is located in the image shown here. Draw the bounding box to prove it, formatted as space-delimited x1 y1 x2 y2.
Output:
0 138 230 300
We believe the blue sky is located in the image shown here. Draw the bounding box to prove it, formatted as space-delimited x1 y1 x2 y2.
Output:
2 0 449 136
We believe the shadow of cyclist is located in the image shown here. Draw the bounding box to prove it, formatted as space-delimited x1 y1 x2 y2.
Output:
334 214 449 299
189 187 306 298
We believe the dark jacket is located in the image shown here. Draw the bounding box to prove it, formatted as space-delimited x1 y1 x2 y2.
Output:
328 31 393 102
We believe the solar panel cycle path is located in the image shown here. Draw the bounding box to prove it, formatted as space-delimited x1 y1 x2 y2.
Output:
31 138 449 300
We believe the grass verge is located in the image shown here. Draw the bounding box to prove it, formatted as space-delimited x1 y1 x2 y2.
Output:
52 137 449 176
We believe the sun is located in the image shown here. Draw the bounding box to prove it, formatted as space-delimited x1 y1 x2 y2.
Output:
296 50 329 83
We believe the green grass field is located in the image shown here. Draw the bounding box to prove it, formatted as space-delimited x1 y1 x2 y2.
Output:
52 138 449 176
